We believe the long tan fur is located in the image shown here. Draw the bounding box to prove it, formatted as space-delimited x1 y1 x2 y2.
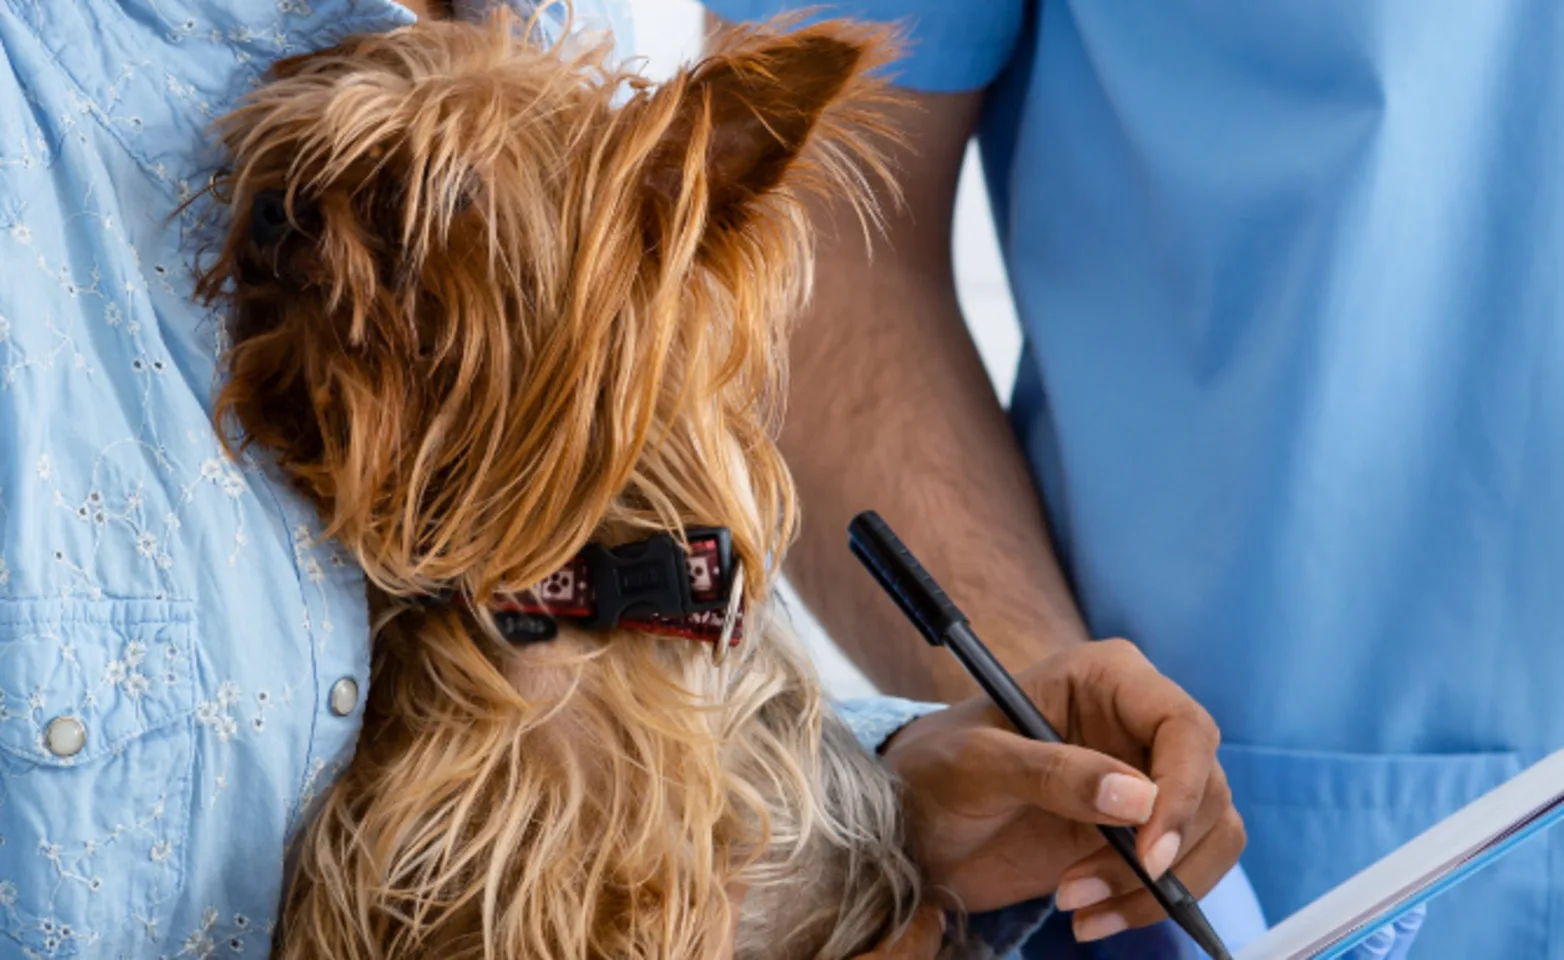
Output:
196 10 923 960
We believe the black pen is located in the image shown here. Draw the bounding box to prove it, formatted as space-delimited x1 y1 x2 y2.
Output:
848 510 1233 960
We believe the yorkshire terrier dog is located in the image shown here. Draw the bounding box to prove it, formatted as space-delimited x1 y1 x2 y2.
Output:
197 10 928 960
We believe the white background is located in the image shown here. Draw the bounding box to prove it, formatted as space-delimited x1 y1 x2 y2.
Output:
628 0 1022 698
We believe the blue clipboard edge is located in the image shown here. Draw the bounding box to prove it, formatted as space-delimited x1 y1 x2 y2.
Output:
1313 796 1564 957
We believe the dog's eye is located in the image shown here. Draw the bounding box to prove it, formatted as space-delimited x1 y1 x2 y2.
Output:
250 190 292 248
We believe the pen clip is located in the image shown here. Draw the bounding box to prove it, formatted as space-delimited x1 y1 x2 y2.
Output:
848 511 969 646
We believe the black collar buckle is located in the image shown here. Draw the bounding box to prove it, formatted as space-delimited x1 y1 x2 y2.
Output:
578 527 734 629
410 527 740 647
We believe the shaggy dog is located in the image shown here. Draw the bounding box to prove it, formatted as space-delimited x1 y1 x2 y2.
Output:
197 11 932 960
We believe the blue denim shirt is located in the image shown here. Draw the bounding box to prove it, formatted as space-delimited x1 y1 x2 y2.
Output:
0 1 932 956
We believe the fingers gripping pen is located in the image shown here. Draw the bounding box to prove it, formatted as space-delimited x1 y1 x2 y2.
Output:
848 510 1233 960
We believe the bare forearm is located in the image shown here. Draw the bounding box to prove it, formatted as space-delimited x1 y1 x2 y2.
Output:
784 266 1086 701
782 98 1087 703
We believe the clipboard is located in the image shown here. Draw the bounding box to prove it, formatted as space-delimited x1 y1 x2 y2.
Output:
1237 749 1564 958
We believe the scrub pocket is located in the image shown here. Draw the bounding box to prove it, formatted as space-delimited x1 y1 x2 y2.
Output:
1221 742 1550 959
0 599 198 957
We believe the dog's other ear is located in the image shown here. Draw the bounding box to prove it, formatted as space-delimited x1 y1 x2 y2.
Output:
641 21 898 236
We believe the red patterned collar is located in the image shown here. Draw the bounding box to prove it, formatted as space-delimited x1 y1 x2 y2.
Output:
480 528 744 648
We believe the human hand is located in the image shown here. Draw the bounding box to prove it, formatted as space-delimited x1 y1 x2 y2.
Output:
1074 864 1264 957
882 639 1245 942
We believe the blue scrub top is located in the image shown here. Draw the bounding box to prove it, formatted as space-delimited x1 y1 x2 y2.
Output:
708 2 1564 956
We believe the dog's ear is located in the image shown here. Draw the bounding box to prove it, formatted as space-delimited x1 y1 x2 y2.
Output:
641 22 895 235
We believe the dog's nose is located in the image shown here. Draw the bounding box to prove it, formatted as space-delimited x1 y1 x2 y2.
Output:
250 190 292 248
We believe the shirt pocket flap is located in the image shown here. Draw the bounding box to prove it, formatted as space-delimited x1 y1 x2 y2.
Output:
0 598 197 767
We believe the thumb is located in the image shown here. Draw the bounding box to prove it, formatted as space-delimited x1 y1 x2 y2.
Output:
856 904 945 960
980 730 1160 826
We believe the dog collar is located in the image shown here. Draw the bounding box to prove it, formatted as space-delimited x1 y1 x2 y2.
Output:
435 528 745 650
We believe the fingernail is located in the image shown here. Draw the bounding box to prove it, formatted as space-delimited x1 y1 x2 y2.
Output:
1055 876 1113 912
1095 772 1157 824
1075 911 1128 943
1143 831 1182 880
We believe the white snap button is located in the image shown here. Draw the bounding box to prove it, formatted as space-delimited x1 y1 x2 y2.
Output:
328 677 359 717
45 716 87 758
